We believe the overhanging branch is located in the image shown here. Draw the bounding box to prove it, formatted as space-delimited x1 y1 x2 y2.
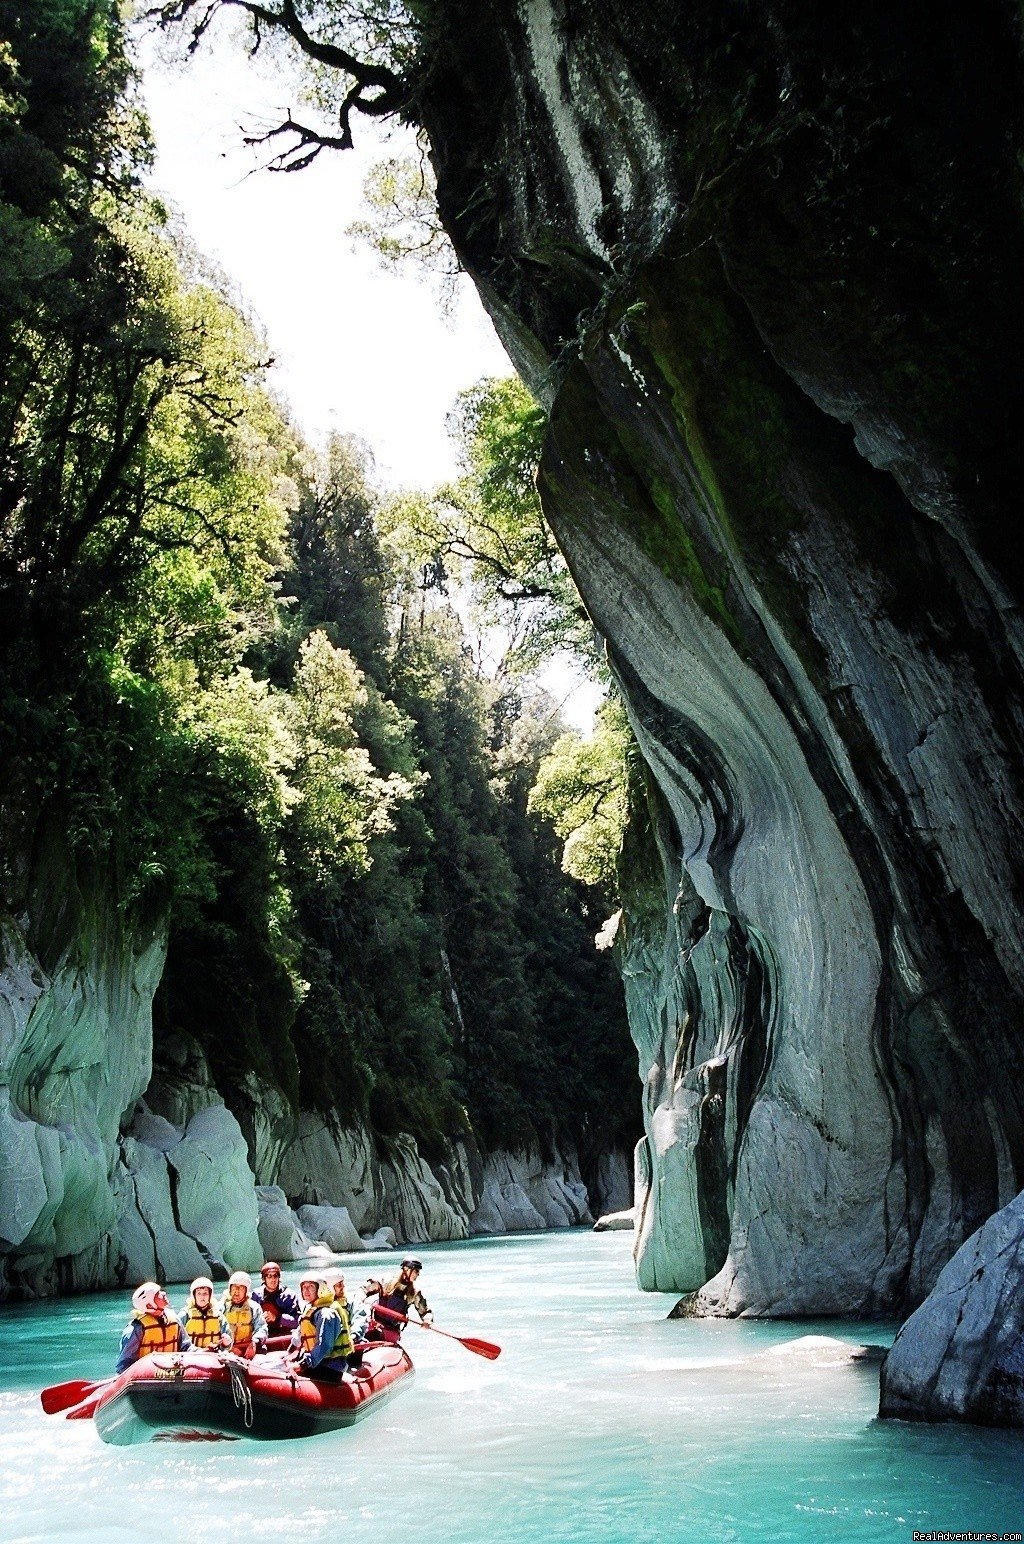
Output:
152 0 409 153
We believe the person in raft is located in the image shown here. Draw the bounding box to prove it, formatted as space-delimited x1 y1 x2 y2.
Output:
220 1270 268 1359
116 1282 192 1372
330 1272 366 1366
181 1275 229 1350
254 1261 300 1334
288 1272 356 1382
363 1259 432 1344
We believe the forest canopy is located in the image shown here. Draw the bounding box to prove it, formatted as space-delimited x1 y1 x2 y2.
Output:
0 0 638 1164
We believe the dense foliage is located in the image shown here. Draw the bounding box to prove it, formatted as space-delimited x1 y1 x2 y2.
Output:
0 2 637 1162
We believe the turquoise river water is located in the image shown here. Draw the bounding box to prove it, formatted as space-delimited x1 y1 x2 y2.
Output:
1 1230 1022 1543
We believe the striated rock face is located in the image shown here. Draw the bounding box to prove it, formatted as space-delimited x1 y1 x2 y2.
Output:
0 836 167 1298
420 0 1024 1319
115 1104 261 1284
276 1110 592 1248
470 1144 592 1234
879 1193 1024 1426
256 1185 314 1263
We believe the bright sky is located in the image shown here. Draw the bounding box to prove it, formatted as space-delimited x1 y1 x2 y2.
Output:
137 18 601 731
138 19 511 490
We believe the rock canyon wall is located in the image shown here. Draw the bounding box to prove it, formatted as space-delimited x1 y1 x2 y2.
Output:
418 0 1024 1320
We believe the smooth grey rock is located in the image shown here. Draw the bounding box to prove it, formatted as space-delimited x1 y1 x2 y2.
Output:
377 1134 469 1243
416 0 1024 1324
116 1102 261 1286
256 1185 312 1263
469 1145 593 1235
591 1150 633 1217
0 882 166 1294
119 1135 207 1285
277 1114 379 1230
880 1191 1024 1426
361 1227 397 1249
297 1204 365 1254
594 1209 635 1232
166 1105 261 1274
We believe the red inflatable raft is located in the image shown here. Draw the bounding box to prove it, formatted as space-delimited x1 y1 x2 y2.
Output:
82 1346 413 1445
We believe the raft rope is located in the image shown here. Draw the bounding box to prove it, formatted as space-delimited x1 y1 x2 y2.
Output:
223 1353 254 1430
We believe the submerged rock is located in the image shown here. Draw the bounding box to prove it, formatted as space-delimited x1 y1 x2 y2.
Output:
879 1193 1024 1427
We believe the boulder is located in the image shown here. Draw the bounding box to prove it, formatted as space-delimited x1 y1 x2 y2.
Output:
361 1227 397 1249
594 1209 635 1232
256 1186 312 1264
880 1192 1024 1426
116 1102 261 1286
297 1204 365 1254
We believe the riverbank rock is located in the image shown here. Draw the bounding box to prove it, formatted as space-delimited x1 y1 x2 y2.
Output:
361 1227 396 1250
590 1150 633 1218
377 1134 469 1242
256 1186 312 1263
879 1192 1024 1426
417 0 1024 1318
594 1209 635 1232
277 1113 379 1231
0 826 168 1297
297 1204 365 1254
470 1146 592 1234
116 1103 261 1285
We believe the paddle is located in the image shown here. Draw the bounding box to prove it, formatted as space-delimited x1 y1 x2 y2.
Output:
64 1388 107 1421
373 1303 501 1360
40 1376 112 1415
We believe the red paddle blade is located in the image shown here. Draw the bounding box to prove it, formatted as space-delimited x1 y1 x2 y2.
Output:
40 1379 97 1414
460 1337 502 1361
65 1392 104 1420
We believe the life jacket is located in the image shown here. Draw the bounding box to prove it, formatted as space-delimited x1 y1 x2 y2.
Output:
223 1298 256 1352
370 1288 409 1343
298 1292 353 1364
133 1311 182 1358
183 1299 223 1349
380 1286 410 1316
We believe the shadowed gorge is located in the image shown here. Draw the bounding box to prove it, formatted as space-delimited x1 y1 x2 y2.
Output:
407 0 1024 1357
6 0 1024 1435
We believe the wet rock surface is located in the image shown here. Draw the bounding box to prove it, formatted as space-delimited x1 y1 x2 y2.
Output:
417 0 1024 1351
880 1192 1024 1427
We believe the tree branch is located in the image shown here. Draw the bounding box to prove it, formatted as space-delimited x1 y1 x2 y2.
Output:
152 0 409 158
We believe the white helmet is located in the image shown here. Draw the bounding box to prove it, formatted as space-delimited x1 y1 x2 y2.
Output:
132 1282 165 1315
190 1276 215 1296
299 1272 327 1292
227 1270 252 1290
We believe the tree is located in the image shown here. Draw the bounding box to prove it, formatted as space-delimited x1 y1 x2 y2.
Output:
528 699 631 891
382 376 599 674
286 627 418 881
153 0 414 165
